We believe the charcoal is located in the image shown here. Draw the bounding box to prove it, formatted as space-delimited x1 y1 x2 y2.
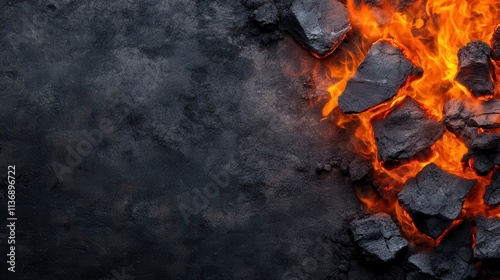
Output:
455 40 494 97
351 213 408 262
283 0 350 58
252 3 279 31
348 156 373 181
444 98 500 131
338 41 423 114
484 169 500 206
444 98 500 150
474 216 500 259
491 25 500 60
472 153 495 175
407 252 435 279
398 163 476 239
407 221 475 280
372 98 444 162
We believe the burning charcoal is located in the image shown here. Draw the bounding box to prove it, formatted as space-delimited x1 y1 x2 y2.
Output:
372 98 444 162
491 25 500 60
407 221 475 280
351 213 408 262
398 163 476 239
444 98 500 151
455 40 494 97
283 0 350 58
474 216 500 259
484 169 500 206
252 3 279 31
338 40 423 114
472 153 495 175
444 98 500 131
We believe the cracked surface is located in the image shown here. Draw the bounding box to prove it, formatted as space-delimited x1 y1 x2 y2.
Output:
474 216 500 259
484 169 500 206
351 213 408 262
455 40 495 97
283 0 350 58
398 163 476 239
408 221 474 280
338 40 423 114
372 97 444 162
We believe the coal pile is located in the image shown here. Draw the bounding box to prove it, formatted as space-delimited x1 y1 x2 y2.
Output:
248 0 500 278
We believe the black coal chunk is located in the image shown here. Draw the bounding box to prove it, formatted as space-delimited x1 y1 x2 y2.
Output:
283 0 350 58
455 40 495 97
338 40 423 114
484 169 500 206
372 98 443 162
491 25 500 60
444 98 500 132
472 153 495 175
398 163 476 239
407 220 475 280
474 216 500 259
444 98 500 150
351 213 408 262
252 3 279 31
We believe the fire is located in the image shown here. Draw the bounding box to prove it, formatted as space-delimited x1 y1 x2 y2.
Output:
321 0 500 244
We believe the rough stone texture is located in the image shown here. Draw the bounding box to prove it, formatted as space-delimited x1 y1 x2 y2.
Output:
484 169 500 206
283 0 350 58
444 98 500 153
491 25 500 60
472 153 495 175
371 98 444 162
407 221 475 280
455 40 495 97
338 40 423 114
351 213 408 262
444 98 500 131
0 1 365 279
474 216 500 259
398 163 476 239
317 152 373 182
252 2 279 30
463 150 500 176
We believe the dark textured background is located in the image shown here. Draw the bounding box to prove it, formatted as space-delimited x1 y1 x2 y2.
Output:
0 0 369 279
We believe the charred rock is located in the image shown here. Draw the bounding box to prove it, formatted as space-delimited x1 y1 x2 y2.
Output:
283 0 350 58
351 213 408 262
398 163 476 239
338 40 423 114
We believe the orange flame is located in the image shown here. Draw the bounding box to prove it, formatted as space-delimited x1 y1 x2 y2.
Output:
321 0 500 244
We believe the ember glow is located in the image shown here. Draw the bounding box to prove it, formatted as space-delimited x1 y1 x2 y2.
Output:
321 0 500 245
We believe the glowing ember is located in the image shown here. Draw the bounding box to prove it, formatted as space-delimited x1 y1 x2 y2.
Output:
319 0 500 246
